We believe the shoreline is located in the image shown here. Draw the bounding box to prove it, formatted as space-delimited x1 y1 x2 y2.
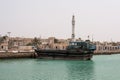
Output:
0 52 120 59
94 52 120 55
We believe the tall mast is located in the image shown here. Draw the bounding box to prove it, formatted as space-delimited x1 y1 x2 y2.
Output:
72 15 75 41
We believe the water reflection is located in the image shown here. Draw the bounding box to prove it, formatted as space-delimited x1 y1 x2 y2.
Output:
1 55 120 80
33 59 95 80
65 60 95 80
0 59 95 80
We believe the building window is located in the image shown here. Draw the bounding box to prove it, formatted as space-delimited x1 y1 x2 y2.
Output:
56 46 57 49
1 46 3 49
63 46 64 49
105 47 107 50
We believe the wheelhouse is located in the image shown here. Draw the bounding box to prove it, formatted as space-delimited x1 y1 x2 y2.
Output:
67 41 96 51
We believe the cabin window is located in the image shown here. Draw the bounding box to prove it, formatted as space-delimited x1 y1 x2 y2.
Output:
77 43 79 46
77 43 80 46
71 43 74 45
75 43 77 46
71 42 75 45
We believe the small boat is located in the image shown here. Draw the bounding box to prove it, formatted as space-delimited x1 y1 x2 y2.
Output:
35 40 96 60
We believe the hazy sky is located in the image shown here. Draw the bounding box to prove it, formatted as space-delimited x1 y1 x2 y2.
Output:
0 0 120 41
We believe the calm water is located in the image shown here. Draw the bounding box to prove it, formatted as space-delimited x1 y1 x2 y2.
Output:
0 54 120 80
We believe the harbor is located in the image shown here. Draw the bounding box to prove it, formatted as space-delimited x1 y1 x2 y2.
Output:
1 0 120 80
0 15 120 59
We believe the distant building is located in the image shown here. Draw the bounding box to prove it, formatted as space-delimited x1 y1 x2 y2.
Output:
8 37 33 51
1 35 120 54
39 37 69 50
0 36 9 51
0 36 33 52
94 41 120 54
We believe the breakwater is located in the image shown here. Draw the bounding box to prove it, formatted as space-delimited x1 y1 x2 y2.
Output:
0 52 37 59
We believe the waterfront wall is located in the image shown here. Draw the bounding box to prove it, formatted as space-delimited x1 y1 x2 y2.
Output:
0 52 36 59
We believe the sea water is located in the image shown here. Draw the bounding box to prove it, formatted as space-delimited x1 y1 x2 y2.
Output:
0 54 120 80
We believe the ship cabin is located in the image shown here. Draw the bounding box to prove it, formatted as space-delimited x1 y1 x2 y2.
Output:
67 41 96 52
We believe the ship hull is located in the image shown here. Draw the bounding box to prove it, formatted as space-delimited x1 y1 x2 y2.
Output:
35 49 93 60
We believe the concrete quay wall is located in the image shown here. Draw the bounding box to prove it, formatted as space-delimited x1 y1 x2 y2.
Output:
0 52 37 59
94 51 120 55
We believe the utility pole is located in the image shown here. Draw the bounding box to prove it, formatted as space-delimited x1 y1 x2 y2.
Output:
7 32 11 50
92 35 94 42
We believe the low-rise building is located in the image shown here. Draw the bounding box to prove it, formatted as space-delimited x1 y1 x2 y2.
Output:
1 35 120 54
39 37 68 50
94 41 120 54
0 36 9 51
